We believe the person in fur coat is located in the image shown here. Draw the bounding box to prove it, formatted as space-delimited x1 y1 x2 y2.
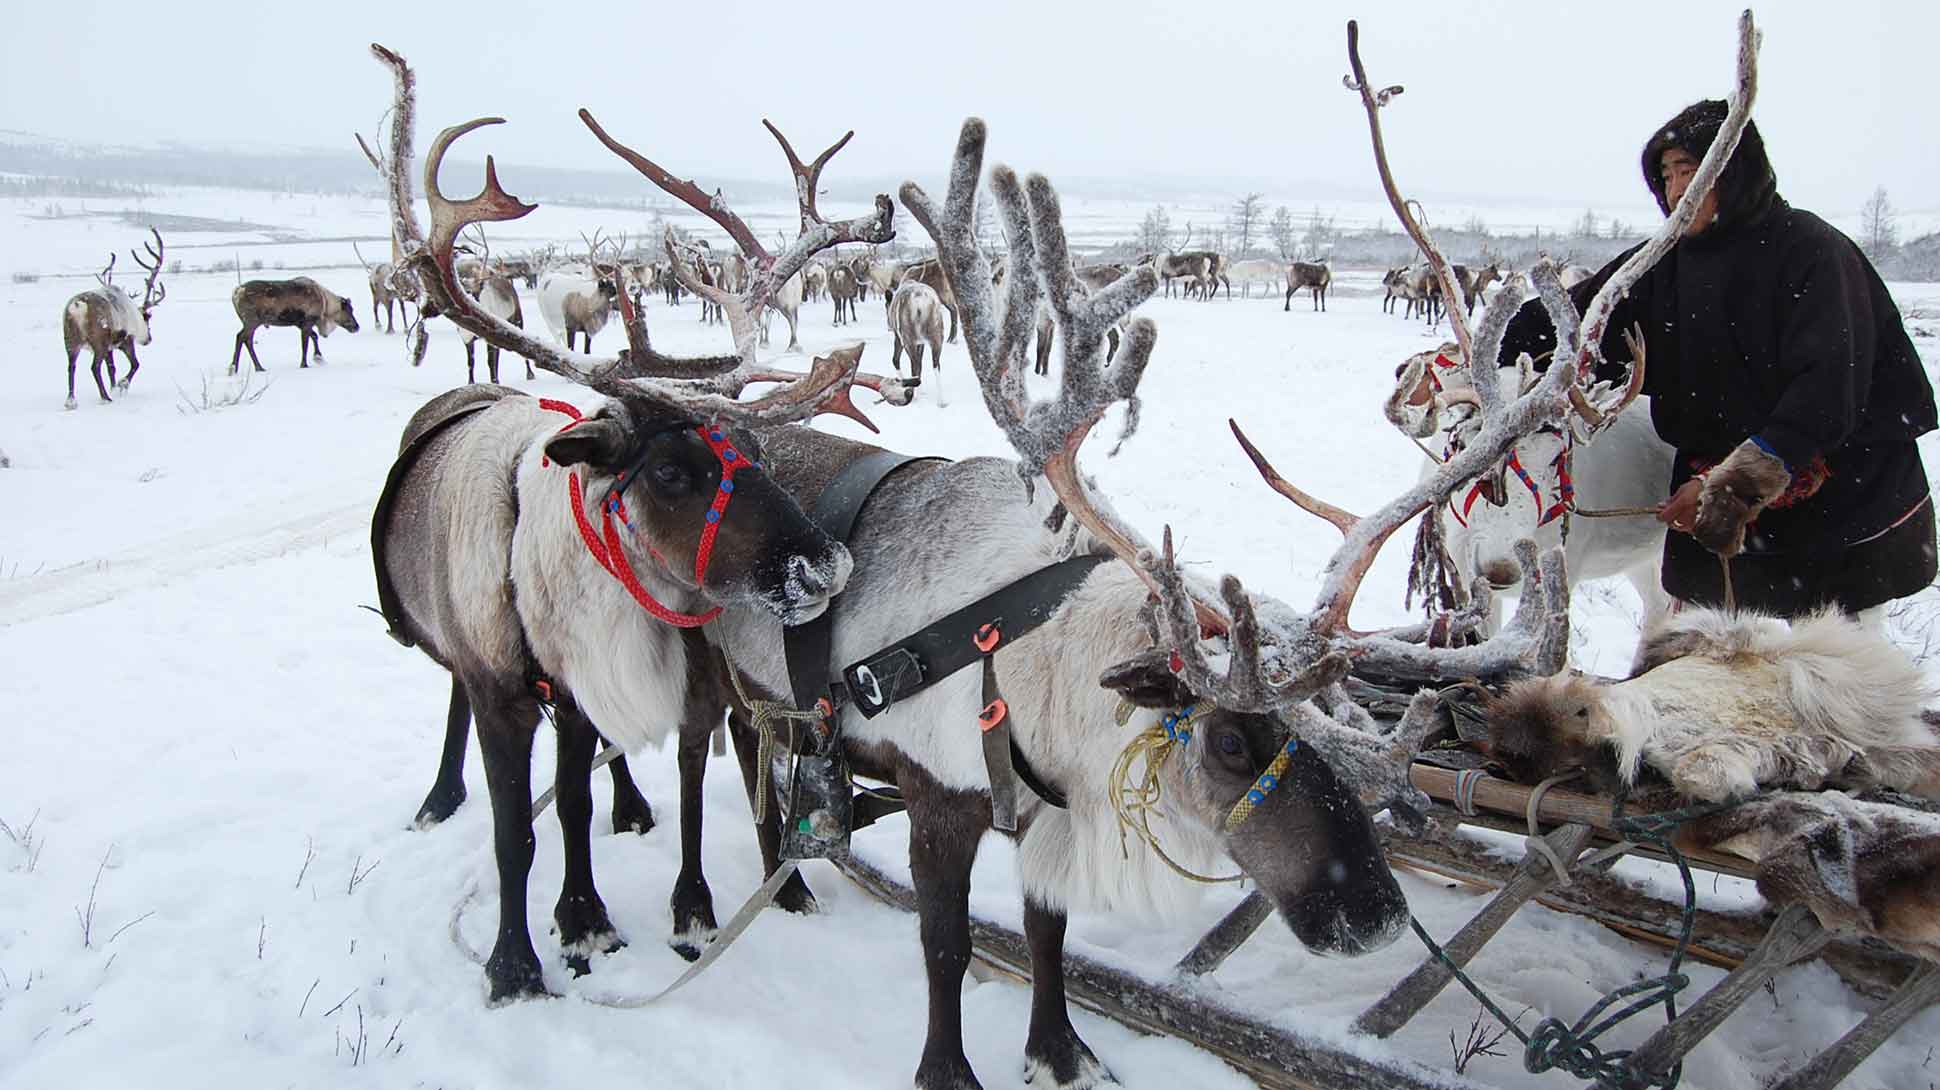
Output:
1500 100 1936 622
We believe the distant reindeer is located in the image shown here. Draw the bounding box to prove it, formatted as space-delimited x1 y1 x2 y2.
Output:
1284 261 1332 311
1380 265 1410 313
888 280 947 403
896 257 960 341
827 264 858 325
846 252 875 302
538 235 621 351
1227 257 1282 298
62 230 165 409
801 259 827 303
229 276 359 372
355 242 414 334
1559 264 1595 289
759 271 804 352
1452 261 1503 316
456 269 529 383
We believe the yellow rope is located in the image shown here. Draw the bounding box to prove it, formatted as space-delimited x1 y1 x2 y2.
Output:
718 641 827 826
1107 707 1244 886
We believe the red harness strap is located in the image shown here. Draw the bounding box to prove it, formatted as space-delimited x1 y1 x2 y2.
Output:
541 398 725 628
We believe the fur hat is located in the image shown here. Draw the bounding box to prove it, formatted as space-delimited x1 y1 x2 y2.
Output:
1640 99 1779 233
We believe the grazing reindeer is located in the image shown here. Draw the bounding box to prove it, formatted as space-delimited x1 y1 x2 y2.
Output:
888 280 947 403
363 42 909 1000
1284 260 1332 311
827 263 858 325
537 240 621 352
229 277 359 372
61 230 165 409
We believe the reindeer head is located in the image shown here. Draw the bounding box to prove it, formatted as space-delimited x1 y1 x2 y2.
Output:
541 382 852 625
1102 648 1410 956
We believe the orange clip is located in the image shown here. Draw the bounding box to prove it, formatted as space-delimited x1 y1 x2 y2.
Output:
977 699 1008 732
816 696 835 721
534 679 554 703
974 623 1002 653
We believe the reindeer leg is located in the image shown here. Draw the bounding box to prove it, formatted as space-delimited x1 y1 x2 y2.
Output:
104 351 119 393
905 764 989 1090
944 301 959 344
550 695 625 977
669 705 720 962
413 679 471 826
1284 284 1294 312
90 353 112 404
297 326 311 369
523 354 535 382
65 347 80 410
1022 897 1113 1089
474 687 550 1001
116 343 140 393
603 735 654 835
465 340 479 384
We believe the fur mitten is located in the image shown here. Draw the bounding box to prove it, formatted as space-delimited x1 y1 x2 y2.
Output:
1693 439 1792 557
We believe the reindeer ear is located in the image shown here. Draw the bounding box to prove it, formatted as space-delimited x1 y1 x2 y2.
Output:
544 416 630 470
1100 647 1197 709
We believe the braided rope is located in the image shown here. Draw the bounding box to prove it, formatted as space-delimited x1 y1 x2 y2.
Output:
718 641 827 825
1107 706 1244 885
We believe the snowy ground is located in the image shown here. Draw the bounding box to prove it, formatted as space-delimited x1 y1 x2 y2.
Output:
4 187 1940 1090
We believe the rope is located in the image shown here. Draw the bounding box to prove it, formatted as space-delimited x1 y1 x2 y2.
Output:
717 639 826 826
1106 709 1244 885
1406 790 1755 1090
1523 771 1583 886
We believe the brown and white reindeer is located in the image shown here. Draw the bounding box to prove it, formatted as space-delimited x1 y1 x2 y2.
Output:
826 261 858 325
1284 259 1332 311
1380 264 1410 313
452 235 530 384
650 119 1592 1090
61 229 165 409
897 255 962 341
354 242 415 334
801 257 827 302
362 42 913 1002
538 232 622 351
887 279 947 402
229 276 360 372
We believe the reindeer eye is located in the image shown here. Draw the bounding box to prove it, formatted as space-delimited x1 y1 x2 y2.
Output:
649 461 690 496
1574 707 1589 718
1215 732 1244 757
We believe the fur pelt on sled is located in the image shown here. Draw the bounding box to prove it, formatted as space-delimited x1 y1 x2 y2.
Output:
1681 791 1940 963
1484 606 1940 803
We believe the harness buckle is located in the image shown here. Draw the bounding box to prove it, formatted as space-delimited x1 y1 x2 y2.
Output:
977 699 1008 732
842 647 925 719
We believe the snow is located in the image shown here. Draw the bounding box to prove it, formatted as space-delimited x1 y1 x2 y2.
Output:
5 185 1940 1090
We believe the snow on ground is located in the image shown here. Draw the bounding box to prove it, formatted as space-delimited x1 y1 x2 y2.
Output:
4 188 1940 1090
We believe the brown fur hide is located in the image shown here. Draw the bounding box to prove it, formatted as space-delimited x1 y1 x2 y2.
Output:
1682 791 1940 962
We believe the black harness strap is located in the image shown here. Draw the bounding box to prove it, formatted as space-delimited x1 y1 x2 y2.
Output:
369 398 504 648
784 450 939 724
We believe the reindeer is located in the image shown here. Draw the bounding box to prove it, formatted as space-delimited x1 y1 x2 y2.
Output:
1387 344 1672 633
846 251 874 302
363 43 914 1001
1226 257 1282 298
758 271 804 352
897 257 961 341
1283 260 1332 311
827 263 858 325
1453 260 1503 316
537 235 621 352
1380 265 1410 313
801 259 827 303
61 230 165 409
354 242 415 334
230 277 359 372
456 269 529 383
860 248 901 310
1141 248 1213 299
887 280 946 402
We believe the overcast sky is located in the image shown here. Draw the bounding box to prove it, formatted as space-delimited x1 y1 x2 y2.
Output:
4 0 1932 223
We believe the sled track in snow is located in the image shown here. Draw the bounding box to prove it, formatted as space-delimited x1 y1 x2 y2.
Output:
0 501 367 625
832 855 1464 1090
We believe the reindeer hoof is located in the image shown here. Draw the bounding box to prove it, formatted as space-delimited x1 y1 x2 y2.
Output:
64 396 77 411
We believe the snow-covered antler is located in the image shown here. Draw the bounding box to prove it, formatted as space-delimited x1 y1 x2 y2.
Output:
900 119 1227 634
364 43 909 429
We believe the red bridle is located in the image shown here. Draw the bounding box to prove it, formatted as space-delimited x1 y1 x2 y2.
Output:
540 398 751 628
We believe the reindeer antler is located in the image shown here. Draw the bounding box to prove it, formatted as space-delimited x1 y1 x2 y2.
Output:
901 120 1223 632
132 228 164 312
366 43 910 427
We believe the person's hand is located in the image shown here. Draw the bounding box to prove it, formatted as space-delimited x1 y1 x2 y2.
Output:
1656 478 1704 534
1692 440 1792 558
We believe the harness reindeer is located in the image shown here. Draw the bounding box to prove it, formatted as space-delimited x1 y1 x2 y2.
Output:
364 43 914 1001
61 230 165 409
